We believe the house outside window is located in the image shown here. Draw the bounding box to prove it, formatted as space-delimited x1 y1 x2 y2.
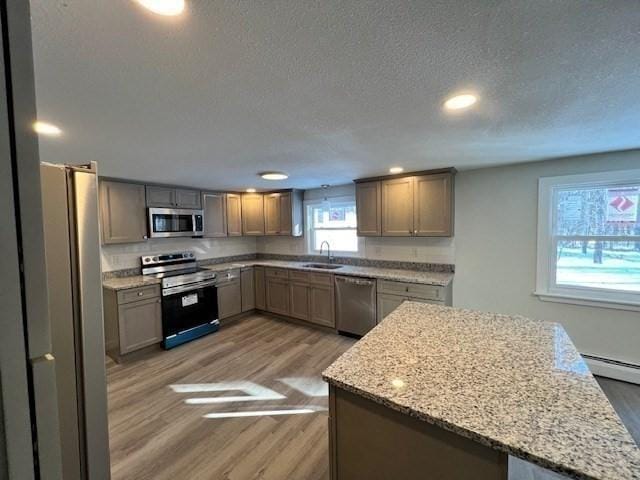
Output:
536 169 640 310
306 197 359 255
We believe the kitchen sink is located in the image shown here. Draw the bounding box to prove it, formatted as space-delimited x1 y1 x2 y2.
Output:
303 263 344 270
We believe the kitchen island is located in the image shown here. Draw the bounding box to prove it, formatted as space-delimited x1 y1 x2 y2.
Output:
322 302 640 480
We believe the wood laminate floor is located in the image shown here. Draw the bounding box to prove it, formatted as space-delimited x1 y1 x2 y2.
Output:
107 313 640 480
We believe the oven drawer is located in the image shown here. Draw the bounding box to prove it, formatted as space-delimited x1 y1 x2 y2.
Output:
117 285 161 304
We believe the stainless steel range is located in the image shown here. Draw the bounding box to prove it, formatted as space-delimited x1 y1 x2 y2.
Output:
141 251 219 349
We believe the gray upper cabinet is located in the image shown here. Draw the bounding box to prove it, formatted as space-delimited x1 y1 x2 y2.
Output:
264 190 303 236
264 193 281 235
146 185 201 209
99 180 148 244
226 193 243 236
356 181 381 236
413 173 453 237
202 192 227 237
175 188 202 209
145 185 175 208
356 169 455 238
242 193 265 235
381 176 414 236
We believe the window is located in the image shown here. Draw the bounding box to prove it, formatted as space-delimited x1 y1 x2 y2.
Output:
306 198 359 254
536 170 640 310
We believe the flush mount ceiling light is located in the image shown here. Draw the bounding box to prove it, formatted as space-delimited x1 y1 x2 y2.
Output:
136 0 185 16
443 93 478 111
246 188 256 193
260 172 288 181
389 167 404 174
33 121 62 137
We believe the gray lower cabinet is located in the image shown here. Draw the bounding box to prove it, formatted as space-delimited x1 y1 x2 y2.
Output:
103 285 162 360
266 271 290 316
255 266 266 310
287 271 335 327
289 281 310 320
217 270 242 321
376 279 451 322
376 293 409 323
309 283 335 327
99 180 148 244
241 267 255 312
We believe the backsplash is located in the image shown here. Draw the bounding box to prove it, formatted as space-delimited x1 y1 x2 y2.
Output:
257 253 454 273
257 233 455 265
101 236 257 273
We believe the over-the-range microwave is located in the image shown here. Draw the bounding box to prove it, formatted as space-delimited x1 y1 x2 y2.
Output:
147 207 204 238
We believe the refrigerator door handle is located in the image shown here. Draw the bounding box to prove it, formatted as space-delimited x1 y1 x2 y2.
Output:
31 353 63 480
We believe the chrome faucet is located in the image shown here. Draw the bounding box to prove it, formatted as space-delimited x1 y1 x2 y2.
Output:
319 241 333 263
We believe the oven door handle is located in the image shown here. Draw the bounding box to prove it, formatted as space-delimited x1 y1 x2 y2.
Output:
162 279 218 296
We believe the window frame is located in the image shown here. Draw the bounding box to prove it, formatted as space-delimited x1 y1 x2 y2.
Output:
305 196 361 256
535 169 640 311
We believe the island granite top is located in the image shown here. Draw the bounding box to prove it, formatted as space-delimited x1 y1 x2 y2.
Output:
322 302 640 480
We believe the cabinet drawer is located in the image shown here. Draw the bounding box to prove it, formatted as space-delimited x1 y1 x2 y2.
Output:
308 272 333 285
217 268 241 284
266 267 289 280
117 285 160 304
377 280 442 301
289 270 310 283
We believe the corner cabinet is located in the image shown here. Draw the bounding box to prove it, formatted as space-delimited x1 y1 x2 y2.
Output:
99 180 148 244
355 169 455 238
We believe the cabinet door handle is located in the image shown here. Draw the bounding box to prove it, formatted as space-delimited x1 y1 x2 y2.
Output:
143 235 148 240
138 292 144 296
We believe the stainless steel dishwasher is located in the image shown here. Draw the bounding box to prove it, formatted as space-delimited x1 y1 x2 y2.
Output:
335 276 377 337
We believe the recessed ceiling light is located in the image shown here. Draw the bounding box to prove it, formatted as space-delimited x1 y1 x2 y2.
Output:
443 94 478 111
260 172 288 181
33 121 62 137
136 0 185 16
246 188 256 193
389 167 404 174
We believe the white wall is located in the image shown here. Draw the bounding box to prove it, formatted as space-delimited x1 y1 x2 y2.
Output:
454 150 640 366
257 184 456 264
101 236 256 272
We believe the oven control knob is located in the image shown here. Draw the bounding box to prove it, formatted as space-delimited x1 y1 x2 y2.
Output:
189 253 194 257
153 256 158 261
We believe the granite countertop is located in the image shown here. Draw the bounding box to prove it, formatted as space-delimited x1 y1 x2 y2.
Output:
322 302 640 480
202 260 454 286
102 275 161 291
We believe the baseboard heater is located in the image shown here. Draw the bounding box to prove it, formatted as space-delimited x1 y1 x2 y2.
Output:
582 354 640 385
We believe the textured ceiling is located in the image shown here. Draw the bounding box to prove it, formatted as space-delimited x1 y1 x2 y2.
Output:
30 0 640 190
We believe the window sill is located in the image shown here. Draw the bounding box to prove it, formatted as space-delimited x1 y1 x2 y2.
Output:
533 291 640 312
